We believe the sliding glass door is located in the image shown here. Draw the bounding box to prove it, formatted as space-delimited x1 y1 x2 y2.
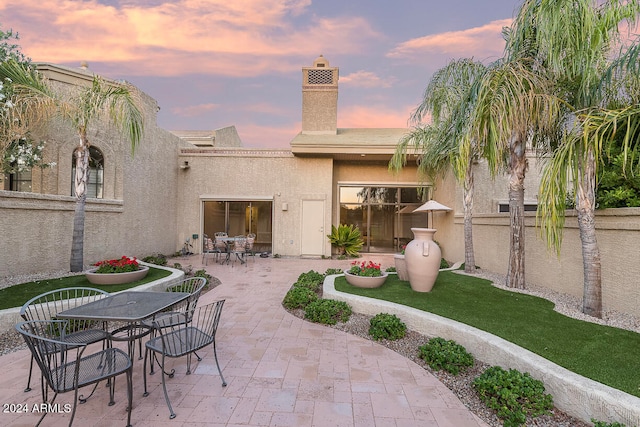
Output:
203 200 272 252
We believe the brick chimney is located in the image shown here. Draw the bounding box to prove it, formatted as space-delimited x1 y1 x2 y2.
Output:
301 55 338 135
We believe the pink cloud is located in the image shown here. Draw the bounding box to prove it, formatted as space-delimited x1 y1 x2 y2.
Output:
341 70 393 88
388 19 511 62
3 0 380 77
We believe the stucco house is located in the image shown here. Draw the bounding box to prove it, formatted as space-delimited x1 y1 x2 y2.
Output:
1 55 639 318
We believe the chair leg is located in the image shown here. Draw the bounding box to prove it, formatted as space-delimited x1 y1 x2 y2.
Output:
25 355 34 392
126 368 133 427
159 353 177 419
212 339 227 387
35 392 58 427
143 348 150 397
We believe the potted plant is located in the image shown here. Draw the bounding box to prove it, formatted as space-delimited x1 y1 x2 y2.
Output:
85 256 149 285
343 260 388 288
394 245 409 281
327 224 364 257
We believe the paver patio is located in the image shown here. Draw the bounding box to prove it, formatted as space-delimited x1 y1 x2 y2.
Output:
0 255 489 427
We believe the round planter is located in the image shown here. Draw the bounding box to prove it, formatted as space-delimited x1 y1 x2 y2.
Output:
405 228 441 292
343 271 388 288
394 254 409 281
85 266 149 285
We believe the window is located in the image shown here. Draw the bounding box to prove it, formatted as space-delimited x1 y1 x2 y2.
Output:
339 185 429 253
71 146 103 198
498 203 538 212
4 169 32 192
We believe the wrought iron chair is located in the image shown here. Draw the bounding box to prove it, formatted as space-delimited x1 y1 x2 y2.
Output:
20 287 111 395
245 233 256 262
230 235 247 266
137 277 207 360
16 319 133 427
142 300 226 419
201 234 215 266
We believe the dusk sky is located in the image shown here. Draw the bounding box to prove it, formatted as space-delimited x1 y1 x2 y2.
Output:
1 0 522 148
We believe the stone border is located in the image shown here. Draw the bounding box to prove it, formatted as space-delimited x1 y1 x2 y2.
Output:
324 273 640 426
0 262 184 331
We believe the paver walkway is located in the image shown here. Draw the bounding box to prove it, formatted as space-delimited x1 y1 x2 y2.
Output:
0 254 489 427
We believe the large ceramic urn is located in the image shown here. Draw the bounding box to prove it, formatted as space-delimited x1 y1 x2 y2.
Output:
405 228 441 292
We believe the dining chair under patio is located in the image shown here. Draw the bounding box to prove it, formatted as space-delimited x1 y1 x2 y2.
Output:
201 234 218 266
16 319 133 427
230 235 247 266
244 233 256 262
20 287 111 396
142 300 227 419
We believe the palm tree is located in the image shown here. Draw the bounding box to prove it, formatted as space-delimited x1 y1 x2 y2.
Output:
522 0 640 318
0 59 144 272
470 56 562 289
390 58 488 273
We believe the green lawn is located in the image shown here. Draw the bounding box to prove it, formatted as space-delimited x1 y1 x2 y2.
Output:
334 271 640 398
0 266 172 310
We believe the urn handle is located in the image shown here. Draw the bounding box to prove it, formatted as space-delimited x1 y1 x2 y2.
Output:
422 242 430 257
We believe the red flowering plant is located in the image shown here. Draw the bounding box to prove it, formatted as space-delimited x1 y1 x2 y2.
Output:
348 260 383 277
94 256 140 274
400 244 407 255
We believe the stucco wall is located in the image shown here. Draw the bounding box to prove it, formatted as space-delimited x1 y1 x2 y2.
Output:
0 76 183 278
442 153 640 317
176 149 334 257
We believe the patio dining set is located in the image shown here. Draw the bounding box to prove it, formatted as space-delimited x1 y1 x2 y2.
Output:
15 278 227 426
202 232 256 266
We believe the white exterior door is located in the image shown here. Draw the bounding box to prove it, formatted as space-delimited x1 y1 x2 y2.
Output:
301 200 325 256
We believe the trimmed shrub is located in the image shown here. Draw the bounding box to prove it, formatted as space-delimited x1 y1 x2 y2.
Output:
283 286 318 310
324 268 344 276
418 337 474 375
472 366 553 427
294 270 324 292
304 299 352 325
368 313 407 341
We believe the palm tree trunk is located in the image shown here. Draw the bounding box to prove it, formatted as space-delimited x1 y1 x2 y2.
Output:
70 143 89 272
70 193 86 272
463 163 476 273
506 136 527 289
577 150 602 318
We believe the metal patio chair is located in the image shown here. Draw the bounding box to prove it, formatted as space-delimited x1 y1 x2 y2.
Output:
137 277 207 360
16 319 133 427
143 300 226 419
20 287 111 396
244 233 256 262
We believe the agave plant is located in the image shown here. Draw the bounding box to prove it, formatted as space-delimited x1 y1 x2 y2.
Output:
327 224 364 257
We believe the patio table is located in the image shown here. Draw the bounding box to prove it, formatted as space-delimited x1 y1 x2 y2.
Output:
218 236 246 265
57 290 190 359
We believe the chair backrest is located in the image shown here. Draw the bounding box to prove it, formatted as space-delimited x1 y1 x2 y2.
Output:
20 287 110 322
153 300 225 356
165 277 206 294
233 236 246 252
203 235 214 252
246 233 255 250
16 319 87 392
214 232 228 238
164 277 206 323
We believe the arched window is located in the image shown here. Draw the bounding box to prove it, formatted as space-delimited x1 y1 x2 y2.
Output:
71 146 104 198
